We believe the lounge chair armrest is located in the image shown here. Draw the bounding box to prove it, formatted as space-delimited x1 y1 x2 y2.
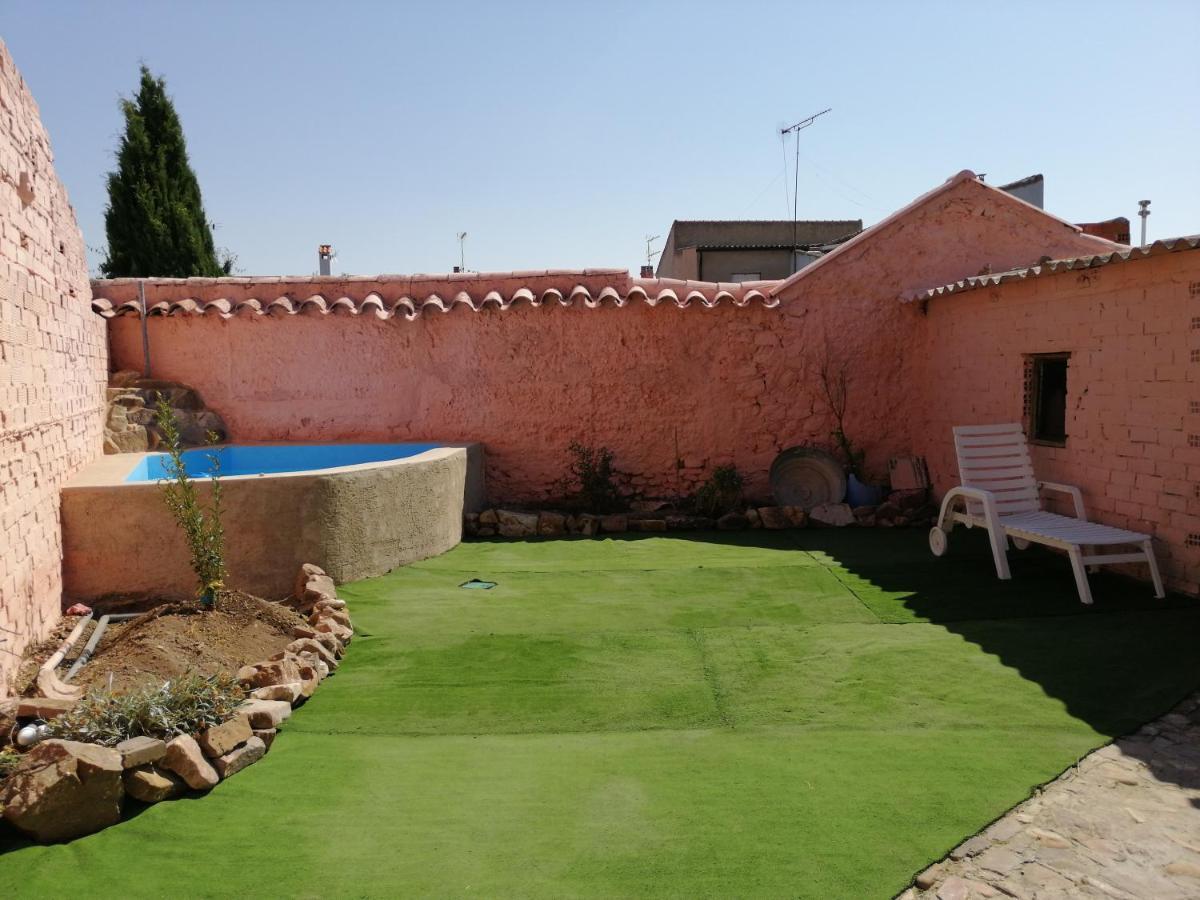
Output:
1038 481 1087 521
938 485 1003 528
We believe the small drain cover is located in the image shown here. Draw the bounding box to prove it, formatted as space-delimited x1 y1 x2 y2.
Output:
460 579 496 590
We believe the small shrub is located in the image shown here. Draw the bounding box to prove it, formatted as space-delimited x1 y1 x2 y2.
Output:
0 747 21 781
45 673 245 747
157 397 227 604
560 442 624 513
692 465 745 517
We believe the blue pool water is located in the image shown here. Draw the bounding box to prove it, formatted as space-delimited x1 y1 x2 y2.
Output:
125 443 441 482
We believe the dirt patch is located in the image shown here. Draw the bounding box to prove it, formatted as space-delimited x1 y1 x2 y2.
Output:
18 592 307 695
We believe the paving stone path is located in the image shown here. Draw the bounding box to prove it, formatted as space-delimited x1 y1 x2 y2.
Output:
902 692 1200 899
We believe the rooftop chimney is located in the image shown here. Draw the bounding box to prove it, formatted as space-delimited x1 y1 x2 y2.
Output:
318 244 333 276
640 265 654 278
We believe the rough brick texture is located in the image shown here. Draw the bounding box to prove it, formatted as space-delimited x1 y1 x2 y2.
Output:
0 40 105 695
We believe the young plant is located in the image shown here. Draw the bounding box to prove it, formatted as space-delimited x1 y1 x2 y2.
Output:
0 747 21 781
561 441 624 513
816 352 865 478
692 465 745 517
156 396 227 605
45 674 246 746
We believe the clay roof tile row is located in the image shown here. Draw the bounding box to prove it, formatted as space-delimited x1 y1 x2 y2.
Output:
90 272 781 320
906 235 1200 302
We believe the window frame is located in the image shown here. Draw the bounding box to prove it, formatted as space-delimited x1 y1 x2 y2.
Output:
1027 352 1070 448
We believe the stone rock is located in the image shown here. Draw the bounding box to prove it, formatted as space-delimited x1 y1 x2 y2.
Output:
239 657 303 689
976 847 1023 876
237 699 293 730
16 697 75 720
110 369 142 388
478 509 498 526
915 863 944 889
537 511 566 536
315 620 354 644
889 488 928 511
717 512 748 530
310 606 352 629
936 876 971 900
576 514 599 537
1028 826 1070 849
115 736 167 769
0 739 124 842
463 512 480 536
253 728 277 750
250 682 303 704
313 597 347 612
292 626 344 657
163 735 219 790
196 715 252 758
599 514 628 533
809 502 855 527
665 515 714 531
285 638 338 669
631 519 667 532
497 510 538 538
757 507 791 530
1165 861 1200 878
477 526 496 537
745 508 762 528
212 736 266 779
123 765 184 803
782 506 808 527
874 501 901 523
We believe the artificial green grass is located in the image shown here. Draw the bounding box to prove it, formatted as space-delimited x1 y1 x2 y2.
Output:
2 529 1197 898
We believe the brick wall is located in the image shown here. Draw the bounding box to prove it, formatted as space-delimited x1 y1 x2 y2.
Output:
0 40 106 695
911 250 1200 594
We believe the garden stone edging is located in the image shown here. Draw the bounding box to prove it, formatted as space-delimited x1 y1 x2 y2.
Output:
465 491 938 540
0 563 353 844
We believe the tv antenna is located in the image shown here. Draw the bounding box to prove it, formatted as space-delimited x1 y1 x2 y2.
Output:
780 107 831 264
644 234 661 268
457 232 467 272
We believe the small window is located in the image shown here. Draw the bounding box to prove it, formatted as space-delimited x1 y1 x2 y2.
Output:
1029 354 1069 445
730 272 760 283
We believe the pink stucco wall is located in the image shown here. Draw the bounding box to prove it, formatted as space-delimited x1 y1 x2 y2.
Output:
101 173 1115 508
910 250 1200 594
0 40 106 694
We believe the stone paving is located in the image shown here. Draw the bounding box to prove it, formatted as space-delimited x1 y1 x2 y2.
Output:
901 692 1200 899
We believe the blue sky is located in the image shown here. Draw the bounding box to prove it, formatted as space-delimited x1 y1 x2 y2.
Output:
6 1 1199 276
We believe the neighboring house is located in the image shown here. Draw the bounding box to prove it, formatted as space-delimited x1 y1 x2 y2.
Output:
998 173 1132 244
655 219 861 282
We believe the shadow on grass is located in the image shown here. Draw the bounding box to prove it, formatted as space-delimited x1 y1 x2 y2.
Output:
595 527 1200 792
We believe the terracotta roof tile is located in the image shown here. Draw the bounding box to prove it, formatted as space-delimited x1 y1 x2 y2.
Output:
90 270 781 320
905 235 1200 302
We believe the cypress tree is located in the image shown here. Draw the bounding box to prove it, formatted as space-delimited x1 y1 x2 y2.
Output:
101 66 232 277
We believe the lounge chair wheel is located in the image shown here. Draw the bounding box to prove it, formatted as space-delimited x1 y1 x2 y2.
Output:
929 526 948 557
1011 537 1030 550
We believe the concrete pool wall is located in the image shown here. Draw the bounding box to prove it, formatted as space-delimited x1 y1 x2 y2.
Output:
61 443 484 602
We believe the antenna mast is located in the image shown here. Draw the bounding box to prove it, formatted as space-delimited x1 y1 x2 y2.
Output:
780 107 831 270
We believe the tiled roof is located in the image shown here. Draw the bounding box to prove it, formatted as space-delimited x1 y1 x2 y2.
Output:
905 235 1200 302
90 270 782 319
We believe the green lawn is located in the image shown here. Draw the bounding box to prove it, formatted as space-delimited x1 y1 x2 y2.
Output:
3 529 1198 898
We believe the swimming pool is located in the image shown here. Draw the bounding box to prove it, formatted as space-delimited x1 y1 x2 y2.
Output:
125 442 442 482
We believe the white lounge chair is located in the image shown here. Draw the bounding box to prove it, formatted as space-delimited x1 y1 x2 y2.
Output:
929 423 1165 605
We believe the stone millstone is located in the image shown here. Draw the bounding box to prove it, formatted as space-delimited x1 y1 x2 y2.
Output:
0 739 124 843
162 735 219 790
212 736 266 779
123 765 185 803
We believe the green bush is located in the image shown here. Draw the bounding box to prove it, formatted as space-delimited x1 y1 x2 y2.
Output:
692 465 745 517
45 674 245 747
560 442 624 513
157 397 227 604
0 747 21 781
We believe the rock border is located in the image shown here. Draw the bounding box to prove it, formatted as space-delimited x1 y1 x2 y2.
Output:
0 564 351 844
465 490 939 539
